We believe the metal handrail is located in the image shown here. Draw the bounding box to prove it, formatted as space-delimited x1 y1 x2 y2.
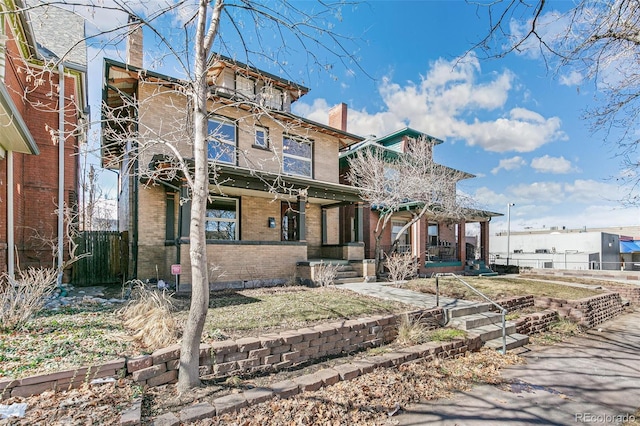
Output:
434 272 508 354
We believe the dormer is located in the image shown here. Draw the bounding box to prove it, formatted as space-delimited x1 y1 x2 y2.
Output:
207 55 309 113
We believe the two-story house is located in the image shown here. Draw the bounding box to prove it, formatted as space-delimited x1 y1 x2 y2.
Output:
0 2 86 277
102 29 373 289
339 127 499 276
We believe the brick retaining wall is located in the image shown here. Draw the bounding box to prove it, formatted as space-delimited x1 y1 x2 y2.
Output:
602 284 640 304
514 310 558 335
0 307 447 399
534 292 623 328
491 295 535 312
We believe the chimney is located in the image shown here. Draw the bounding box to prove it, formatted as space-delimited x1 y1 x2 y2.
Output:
126 15 143 68
328 103 348 132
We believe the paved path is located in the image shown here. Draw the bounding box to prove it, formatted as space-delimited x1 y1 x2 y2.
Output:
341 281 478 310
395 309 640 425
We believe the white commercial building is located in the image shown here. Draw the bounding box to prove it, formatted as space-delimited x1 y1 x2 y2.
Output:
490 231 621 271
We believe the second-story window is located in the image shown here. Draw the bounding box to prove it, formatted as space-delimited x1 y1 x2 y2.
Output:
208 117 236 165
283 136 312 177
262 86 283 110
236 74 255 99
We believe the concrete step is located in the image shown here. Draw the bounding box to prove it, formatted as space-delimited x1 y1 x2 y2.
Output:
447 303 493 318
470 322 517 342
449 312 504 330
336 265 355 272
484 333 529 351
335 270 359 279
333 277 365 285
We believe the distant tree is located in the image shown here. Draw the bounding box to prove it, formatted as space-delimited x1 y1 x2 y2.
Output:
347 136 474 274
470 0 640 202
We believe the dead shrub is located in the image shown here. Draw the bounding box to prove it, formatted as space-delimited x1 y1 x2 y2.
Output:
313 262 341 287
385 252 417 283
118 281 178 350
0 267 58 330
395 313 432 346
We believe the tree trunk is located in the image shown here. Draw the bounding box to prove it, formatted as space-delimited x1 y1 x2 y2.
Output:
177 0 222 394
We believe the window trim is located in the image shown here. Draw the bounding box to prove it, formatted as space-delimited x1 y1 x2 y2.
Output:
205 196 240 241
282 135 313 178
207 116 237 165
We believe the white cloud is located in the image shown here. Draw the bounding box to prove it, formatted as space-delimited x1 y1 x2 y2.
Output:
564 179 625 203
293 53 566 153
506 181 565 204
559 71 584 86
491 156 526 174
531 155 577 174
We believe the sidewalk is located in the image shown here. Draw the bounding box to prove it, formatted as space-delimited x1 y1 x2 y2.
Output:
340 281 478 310
395 308 640 425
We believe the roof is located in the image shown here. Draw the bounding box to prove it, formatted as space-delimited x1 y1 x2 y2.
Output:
24 1 87 69
0 82 39 155
375 127 444 148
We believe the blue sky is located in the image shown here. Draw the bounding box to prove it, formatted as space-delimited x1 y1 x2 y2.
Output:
86 0 640 235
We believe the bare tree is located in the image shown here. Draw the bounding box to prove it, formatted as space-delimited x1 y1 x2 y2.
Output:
470 0 640 202
347 136 474 274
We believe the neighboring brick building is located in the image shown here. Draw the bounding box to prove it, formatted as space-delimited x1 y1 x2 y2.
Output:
102 29 369 287
338 126 499 276
0 2 87 276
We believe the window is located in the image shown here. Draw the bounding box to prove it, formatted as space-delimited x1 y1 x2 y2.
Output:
281 202 298 241
428 223 438 246
283 136 312 177
208 118 236 164
206 197 238 240
236 74 255 99
392 221 411 251
254 126 269 149
262 85 283 110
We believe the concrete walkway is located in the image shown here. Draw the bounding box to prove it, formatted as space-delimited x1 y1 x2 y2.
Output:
395 309 640 425
341 281 478 310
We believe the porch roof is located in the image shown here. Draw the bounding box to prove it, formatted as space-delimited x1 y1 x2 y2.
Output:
215 164 362 203
372 200 502 221
146 158 362 203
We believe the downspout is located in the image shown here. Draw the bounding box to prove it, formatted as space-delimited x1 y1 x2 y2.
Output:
7 150 13 279
57 62 65 285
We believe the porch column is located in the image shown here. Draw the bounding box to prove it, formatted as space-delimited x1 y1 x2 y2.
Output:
356 203 364 242
480 221 490 264
457 221 466 262
297 195 306 242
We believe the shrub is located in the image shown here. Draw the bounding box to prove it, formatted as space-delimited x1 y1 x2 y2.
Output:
118 281 178 350
0 267 58 331
313 262 341 287
385 252 417 283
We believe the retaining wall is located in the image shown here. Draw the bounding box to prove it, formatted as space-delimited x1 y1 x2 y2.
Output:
602 284 640 304
514 310 558 335
534 292 623 328
0 307 446 400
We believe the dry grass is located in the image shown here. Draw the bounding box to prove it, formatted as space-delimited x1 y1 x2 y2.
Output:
118 283 179 351
428 328 467 342
405 276 602 301
395 314 432 346
0 267 59 331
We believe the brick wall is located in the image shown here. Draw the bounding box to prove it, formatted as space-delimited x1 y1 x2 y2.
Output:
602 284 640 304
0 20 81 272
514 310 558 335
534 293 623 328
492 295 535 312
1 307 477 399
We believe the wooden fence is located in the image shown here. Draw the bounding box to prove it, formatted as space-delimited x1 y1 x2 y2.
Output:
71 231 128 286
